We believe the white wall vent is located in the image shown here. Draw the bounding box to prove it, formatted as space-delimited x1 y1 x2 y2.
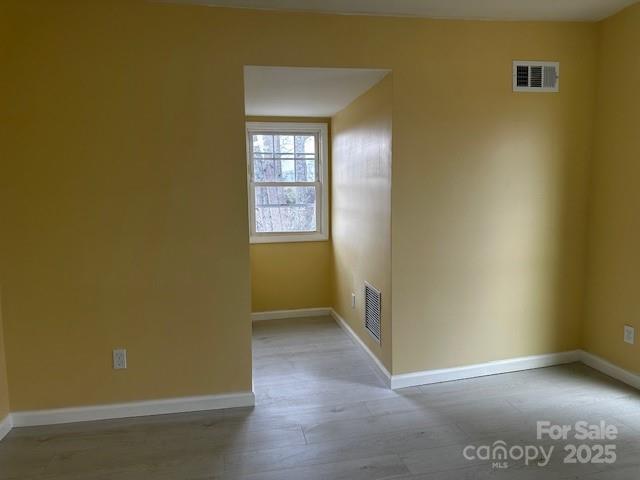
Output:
364 282 382 343
513 61 559 92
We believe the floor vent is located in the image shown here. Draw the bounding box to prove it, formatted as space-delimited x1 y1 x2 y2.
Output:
364 282 382 343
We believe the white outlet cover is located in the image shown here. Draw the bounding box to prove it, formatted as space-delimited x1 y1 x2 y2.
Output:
113 349 127 369
624 325 635 345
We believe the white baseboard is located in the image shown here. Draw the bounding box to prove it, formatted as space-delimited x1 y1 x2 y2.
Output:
0 415 12 441
390 350 582 390
252 307 332 322
328 309 583 391
328 308 581 390
385 350 640 391
580 351 640 390
10 391 255 427
330 308 392 387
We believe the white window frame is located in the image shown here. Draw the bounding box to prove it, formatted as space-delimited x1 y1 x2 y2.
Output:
246 122 329 244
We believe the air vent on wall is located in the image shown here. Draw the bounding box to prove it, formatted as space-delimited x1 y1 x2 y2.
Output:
513 61 559 92
364 282 382 343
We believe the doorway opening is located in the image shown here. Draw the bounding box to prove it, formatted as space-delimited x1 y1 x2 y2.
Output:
243 66 393 401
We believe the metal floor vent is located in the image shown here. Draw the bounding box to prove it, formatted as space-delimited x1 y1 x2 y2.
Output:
364 282 382 343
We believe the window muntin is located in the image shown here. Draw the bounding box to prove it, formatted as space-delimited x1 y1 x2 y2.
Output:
247 123 328 243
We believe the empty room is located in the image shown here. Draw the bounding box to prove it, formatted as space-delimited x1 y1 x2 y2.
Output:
1 0 640 479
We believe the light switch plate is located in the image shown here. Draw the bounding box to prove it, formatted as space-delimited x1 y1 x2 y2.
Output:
624 325 635 345
351 293 356 309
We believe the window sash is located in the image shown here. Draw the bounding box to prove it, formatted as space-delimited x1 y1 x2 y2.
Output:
252 183 321 234
246 122 328 243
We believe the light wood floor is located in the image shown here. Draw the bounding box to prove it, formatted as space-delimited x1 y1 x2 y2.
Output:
2 316 640 479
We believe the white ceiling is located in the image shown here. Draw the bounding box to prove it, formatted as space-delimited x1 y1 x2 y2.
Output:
244 67 390 117
173 0 637 21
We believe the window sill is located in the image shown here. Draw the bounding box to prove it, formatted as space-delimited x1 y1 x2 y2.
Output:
250 232 329 244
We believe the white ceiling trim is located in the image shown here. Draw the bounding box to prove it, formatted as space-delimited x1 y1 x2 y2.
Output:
166 0 638 22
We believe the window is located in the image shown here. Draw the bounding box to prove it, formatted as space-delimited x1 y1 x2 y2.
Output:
246 122 328 243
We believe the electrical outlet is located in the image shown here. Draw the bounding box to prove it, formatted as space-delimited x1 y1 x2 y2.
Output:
351 293 356 309
113 349 127 369
624 325 635 345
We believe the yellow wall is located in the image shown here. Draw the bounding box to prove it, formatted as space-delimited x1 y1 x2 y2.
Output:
1 1 252 410
0 3 10 422
247 117 332 313
332 76 393 370
1 0 599 410
0 292 9 421
584 3 640 373
390 23 597 374
251 242 332 312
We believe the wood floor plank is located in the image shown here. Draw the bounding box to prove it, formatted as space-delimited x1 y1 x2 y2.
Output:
221 453 409 480
224 423 467 475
